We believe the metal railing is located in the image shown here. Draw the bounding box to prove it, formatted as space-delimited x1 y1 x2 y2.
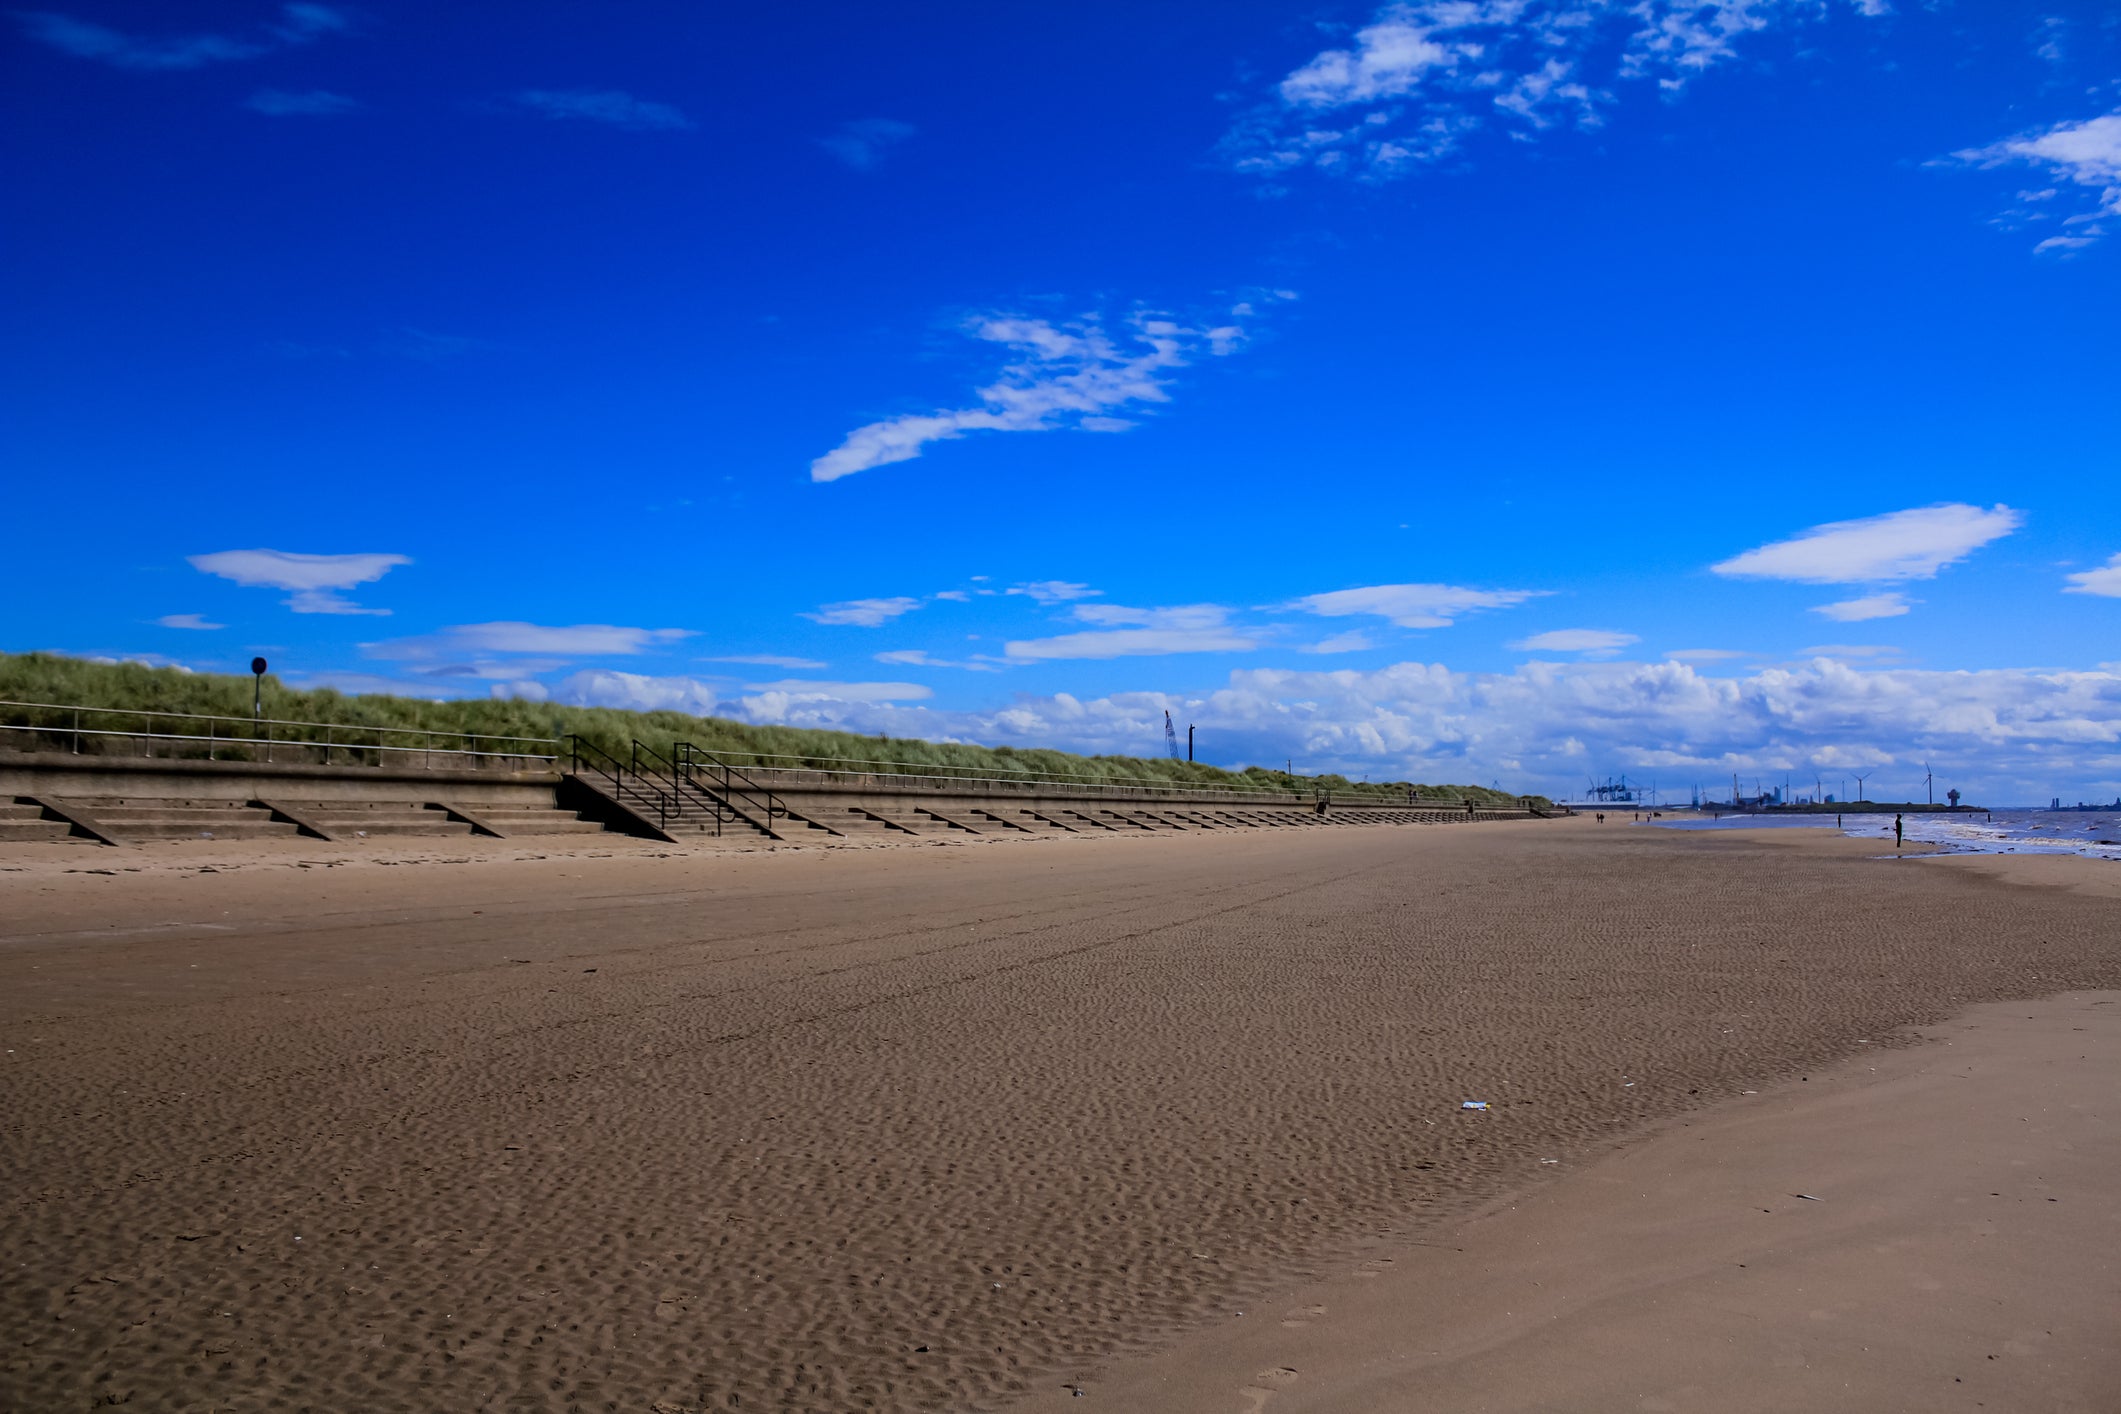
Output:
0 699 557 770
674 741 783 835
678 744 1316 801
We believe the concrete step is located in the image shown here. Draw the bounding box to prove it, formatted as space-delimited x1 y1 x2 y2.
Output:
0 818 89 843
314 818 477 839
116 819 304 841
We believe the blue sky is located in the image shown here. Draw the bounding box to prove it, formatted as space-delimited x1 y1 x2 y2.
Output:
5 1 2119 802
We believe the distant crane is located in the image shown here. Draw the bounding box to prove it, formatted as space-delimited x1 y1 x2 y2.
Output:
1164 710 1180 761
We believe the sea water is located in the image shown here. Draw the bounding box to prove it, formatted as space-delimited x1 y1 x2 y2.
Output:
1653 808 2121 861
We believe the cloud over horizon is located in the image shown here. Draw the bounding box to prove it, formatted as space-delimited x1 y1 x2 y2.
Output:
554 656 2121 803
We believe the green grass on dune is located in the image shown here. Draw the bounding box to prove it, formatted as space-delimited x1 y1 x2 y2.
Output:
0 652 1545 805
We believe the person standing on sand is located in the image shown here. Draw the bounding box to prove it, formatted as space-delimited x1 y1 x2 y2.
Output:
1895 813 1904 850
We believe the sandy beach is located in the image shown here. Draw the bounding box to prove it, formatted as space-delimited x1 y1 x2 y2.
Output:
3 819 2116 1412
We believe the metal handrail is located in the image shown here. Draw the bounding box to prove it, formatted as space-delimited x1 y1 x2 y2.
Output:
0 698 551 750
0 703 555 769
569 735 679 830
672 740 784 832
675 742 1315 798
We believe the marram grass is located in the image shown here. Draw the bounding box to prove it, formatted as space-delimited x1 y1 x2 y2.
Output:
0 652 1544 806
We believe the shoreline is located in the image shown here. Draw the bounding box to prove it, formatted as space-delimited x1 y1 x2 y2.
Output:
1008 987 2121 1413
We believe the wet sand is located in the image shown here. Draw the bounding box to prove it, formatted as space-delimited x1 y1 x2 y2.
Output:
2 819 2117 1411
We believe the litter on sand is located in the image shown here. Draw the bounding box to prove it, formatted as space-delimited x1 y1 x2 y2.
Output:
1460 1101 1489 1111
1794 1193 1824 1201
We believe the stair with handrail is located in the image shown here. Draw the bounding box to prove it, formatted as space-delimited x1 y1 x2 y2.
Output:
564 737 840 843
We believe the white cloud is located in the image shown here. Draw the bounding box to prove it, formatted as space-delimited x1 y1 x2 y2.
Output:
1223 1 1878 183
555 670 727 715
1510 629 1640 656
16 3 347 70
156 613 223 631
659 657 2121 803
819 118 916 169
365 622 693 659
1300 631 1376 654
704 654 829 670
1711 504 2022 585
1951 110 2121 250
246 88 359 116
1665 648 1746 662
1005 604 1256 661
1811 592 1914 622
1007 580 1102 605
188 548 410 615
2065 554 2121 598
804 596 923 627
1280 582 1548 629
809 306 1261 482
512 89 694 132
744 679 932 703
1797 644 1906 660
874 648 1004 672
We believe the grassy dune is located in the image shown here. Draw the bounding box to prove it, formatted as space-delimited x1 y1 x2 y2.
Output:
0 652 1542 805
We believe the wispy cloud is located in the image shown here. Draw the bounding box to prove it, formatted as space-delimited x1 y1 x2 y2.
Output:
1711 504 2023 585
1007 580 1102 605
810 303 1266 483
704 654 829 669
1004 604 1256 661
743 679 932 702
1300 631 1375 654
1665 648 1746 662
1279 582 1548 629
16 3 348 71
873 649 1003 672
1510 629 1639 657
155 613 223 631
2065 554 2121 598
1811 592 1914 622
511 89 694 132
804 596 924 627
187 548 409 616
819 117 916 170
246 88 360 117
1948 110 2121 252
1222 1 1878 184
366 622 693 659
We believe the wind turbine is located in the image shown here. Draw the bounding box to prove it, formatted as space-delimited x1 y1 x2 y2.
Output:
1924 762 1934 806
1854 771 1872 803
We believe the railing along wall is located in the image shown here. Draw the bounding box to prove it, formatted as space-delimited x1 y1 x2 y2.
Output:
0 699 556 770
0 700 1537 811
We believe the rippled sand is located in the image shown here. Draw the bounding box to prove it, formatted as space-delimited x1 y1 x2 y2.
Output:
3 821 2117 1411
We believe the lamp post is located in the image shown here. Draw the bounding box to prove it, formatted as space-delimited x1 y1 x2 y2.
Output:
251 657 268 732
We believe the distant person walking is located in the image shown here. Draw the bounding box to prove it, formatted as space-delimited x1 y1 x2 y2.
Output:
1895 813 1904 850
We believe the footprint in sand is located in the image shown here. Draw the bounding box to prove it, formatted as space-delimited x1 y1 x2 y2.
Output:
1354 1257 1395 1279
1280 1304 1327 1328
1238 1366 1299 1414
